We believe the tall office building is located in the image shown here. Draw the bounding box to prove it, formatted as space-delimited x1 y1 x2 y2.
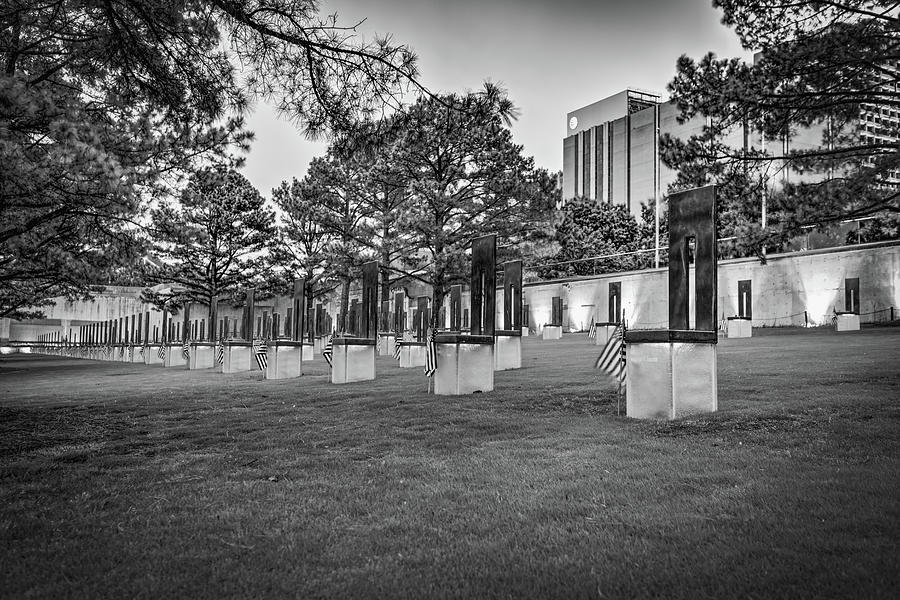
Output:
562 89 747 219
563 80 899 222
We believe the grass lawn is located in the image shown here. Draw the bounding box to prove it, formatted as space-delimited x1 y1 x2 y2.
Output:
2 327 899 599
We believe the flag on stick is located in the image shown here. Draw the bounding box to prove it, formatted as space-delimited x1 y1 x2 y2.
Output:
181 339 190 360
594 321 626 393
216 341 225 365
393 333 402 360
588 321 597 339
322 333 334 367
158 344 168 360
254 339 268 371
424 328 437 378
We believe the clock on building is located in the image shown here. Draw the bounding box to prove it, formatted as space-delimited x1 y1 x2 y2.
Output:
568 116 578 130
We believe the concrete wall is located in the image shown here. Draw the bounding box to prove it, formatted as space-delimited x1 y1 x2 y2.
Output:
8 243 898 342
522 241 900 332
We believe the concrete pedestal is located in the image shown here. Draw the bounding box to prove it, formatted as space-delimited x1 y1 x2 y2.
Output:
377 333 396 356
163 345 187 368
144 344 165 365
624 330 717 420
331 338 376 384
434 334 494 395
542 325 562 340
835 312 860 331
130 347 145 364
314 336 325 354
189 342 216 370
522 327 529 337
726 317 752 338
494 331 522 371
302 343 314 361
223 342 252 373
399 342 426 368
592 323 618 346
266 342 303 379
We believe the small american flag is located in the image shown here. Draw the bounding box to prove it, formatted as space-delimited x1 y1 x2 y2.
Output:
254 339 268 371
424 328 437 378
181 339 190 360
216 341 225 365
138 344 145 357
594 321 626 393
322 334 334 367
158 344 167 360
588 321 597 339
393 334 402 360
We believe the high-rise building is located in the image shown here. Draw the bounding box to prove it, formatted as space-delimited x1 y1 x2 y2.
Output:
563 88 745 218
563 78 899 222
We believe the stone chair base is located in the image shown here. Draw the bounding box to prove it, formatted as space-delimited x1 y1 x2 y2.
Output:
835 312 860 331
331 338 376 384
542 325 562 340
189 343 216 370
494 331 521 371
399 342 426 368
222 342 252 373
434 334 494 395
726 317 752 338
592 323 618 346
266 341 304 379
163 345 188 368
624 330 717 420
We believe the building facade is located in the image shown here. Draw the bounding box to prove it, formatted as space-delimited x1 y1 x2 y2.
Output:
563 81 899 222
562 88 746 218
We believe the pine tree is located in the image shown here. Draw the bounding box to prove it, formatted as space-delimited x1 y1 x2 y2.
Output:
143 166 274 313
664 0 899 253
1 0 419 317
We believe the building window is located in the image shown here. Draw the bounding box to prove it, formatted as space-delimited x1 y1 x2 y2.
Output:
583 132 591 198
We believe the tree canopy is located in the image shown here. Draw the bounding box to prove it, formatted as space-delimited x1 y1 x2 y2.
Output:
539 198 659 279
142 166 274 311
269 177 338 303
1 0 419 318
267 84 557 328
664 0 899 254
383 85 541 323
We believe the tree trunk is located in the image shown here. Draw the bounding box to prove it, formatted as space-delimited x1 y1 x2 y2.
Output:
305 284 315 338
339 276 351 333
380 221 391 303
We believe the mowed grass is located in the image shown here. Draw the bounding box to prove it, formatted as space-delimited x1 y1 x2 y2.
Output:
1 327 899 599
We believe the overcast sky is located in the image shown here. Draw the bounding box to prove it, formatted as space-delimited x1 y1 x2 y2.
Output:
240 0 750 197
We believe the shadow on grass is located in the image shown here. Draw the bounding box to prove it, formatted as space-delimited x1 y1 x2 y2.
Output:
1 328 899 598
